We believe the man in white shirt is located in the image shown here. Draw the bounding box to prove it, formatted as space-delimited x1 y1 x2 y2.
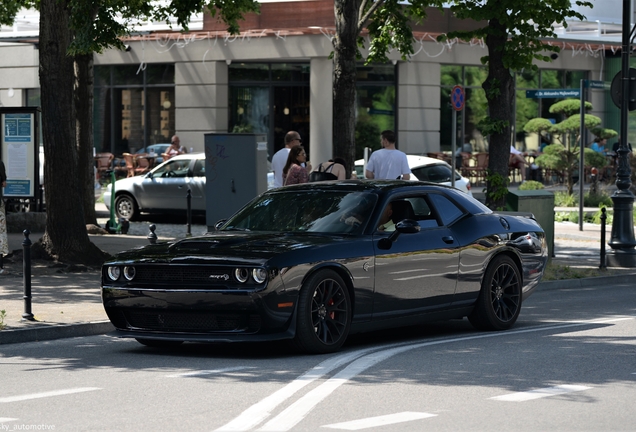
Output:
365 130 411 180
272 131 302 188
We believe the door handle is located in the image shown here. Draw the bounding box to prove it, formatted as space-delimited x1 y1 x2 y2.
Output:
442 236 454 244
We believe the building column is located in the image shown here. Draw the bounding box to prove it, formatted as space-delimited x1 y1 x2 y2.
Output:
310 58 333 166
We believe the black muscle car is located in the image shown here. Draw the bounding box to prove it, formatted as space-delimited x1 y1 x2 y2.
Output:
101 181 548 353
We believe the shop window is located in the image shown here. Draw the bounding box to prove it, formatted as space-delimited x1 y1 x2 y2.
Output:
94 65 175 155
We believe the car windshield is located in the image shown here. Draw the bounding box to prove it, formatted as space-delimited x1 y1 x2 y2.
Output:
222 190 378 234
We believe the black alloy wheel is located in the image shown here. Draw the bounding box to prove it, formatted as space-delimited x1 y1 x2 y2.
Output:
294 269 351 354
468 255 522 331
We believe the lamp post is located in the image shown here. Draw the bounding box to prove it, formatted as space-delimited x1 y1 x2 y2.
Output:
607 0 636 267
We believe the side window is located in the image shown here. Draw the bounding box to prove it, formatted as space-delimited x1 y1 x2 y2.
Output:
193 160 205 177
154 159 189 178
405 196 440 228
428 193 464 226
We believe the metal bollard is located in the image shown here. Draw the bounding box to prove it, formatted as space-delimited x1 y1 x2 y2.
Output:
186 188 192 237
147 224 157 245
22 230 34 321
599 207 607 269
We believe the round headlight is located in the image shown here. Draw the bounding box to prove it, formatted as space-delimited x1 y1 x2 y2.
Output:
235 268 249 283
252 268 267 284
107 266 121 281
123 266 136 281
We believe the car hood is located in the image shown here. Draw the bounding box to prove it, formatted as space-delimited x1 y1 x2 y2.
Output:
106 231 355 266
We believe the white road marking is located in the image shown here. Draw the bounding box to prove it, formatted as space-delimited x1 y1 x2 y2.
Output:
214 349 382 431
0 418 18 423
490 385 592 402
167 366 255 378
218 316 634 431
0 388 101 403
322 412 437 430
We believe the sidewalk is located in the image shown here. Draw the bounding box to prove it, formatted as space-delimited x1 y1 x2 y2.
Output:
1 209 635 345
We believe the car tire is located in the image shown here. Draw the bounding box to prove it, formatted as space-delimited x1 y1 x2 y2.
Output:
293 269 351 354
135 338 183 348
468 255 522 331
114 193 139 221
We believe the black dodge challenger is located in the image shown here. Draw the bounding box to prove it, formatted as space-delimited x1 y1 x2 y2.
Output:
101 181 548 353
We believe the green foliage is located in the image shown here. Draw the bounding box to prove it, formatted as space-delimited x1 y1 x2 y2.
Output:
590 127 618 140
477 117 508 136
231 123 253 133
549 99 592 117
0 309 5 330
584 149 608 170
443 0 592 72
518 180 544 190
355 115 381 159
554 191 577 207
363 0 445 64
592 207 612 225
2 0 260 56
551 114 601 135
483 169 508 210
523 118 554 134
584 191 612 208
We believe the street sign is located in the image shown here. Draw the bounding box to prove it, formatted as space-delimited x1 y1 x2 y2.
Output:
610 68 636 111
451 85 464 111
525 89 580 98
586 80 608 89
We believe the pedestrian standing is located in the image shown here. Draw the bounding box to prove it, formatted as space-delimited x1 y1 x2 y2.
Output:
283 145 310 185
272 131 302 188
365 130 410 180
0 159 8 274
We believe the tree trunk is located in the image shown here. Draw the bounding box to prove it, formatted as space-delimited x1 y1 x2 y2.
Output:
332 0 362 178
75 54 97 225
38 0 105 265
484 20 514 209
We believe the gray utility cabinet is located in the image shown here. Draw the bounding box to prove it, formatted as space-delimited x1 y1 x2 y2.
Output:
204 133 268 230
506 190 555 259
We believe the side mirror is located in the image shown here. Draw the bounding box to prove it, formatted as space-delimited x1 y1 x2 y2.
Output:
145 171 153 179
395 219 420 234
377 219 420 250
214 219 227 231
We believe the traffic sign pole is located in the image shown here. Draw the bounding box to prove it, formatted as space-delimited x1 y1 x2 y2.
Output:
450 86 465 189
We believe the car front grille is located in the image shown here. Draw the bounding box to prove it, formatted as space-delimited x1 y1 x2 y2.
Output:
112 309 262 333
133 265 235 283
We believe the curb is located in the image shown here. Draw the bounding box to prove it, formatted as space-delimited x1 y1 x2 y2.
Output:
538 273 636 291
0 321 114 345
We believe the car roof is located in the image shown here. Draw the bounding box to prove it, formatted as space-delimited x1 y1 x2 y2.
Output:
167 152 205 160
356 155 452 169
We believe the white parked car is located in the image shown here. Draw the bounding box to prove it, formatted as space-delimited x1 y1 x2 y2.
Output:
355 155 472 196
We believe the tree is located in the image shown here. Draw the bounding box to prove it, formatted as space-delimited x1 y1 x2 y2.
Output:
1 0 259 265
524 99 616 195
443 0 592 209
332 0 443 177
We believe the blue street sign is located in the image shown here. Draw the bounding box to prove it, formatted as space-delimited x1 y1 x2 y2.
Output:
451 85 464 111
526 89 580 98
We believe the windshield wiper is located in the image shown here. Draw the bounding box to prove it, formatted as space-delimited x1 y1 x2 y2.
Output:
223 227 250 231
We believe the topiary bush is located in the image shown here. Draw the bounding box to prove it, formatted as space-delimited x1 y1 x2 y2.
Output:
518 180 544 190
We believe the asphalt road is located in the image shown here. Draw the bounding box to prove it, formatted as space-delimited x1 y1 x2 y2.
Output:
0 282 634 432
